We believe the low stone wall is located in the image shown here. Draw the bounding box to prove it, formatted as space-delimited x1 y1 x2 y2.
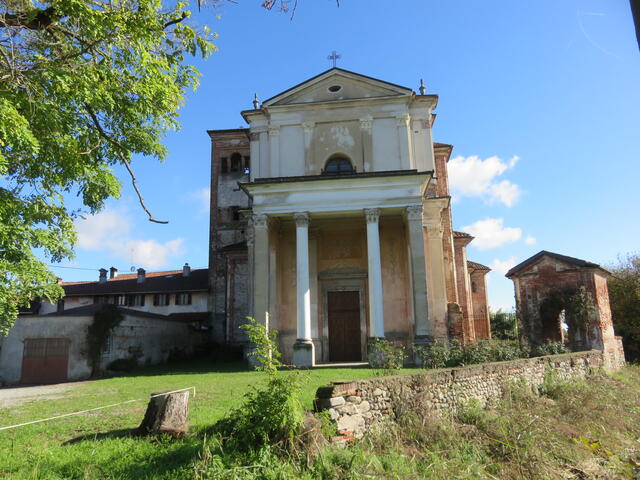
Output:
314 350 623 443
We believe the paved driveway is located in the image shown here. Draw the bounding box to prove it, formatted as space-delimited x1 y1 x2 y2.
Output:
0 382 82 408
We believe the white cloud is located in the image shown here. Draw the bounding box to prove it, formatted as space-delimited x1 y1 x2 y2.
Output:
191 187 210 212
75 209 185 270
525 235 537 245
462 218 522 250
448 155 522 206
76 210 131 250
490 256 519 275
115 238 185 270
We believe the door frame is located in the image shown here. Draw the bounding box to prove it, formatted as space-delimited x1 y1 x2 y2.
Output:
320 271 367 363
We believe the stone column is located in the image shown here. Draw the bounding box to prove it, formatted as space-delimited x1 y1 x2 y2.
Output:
302 122 315 175
365 208 385 339
251 214 270 326
406 206 431 349
293 212 314 367
423 217 449 339
268 126 280 177
396 114 411 170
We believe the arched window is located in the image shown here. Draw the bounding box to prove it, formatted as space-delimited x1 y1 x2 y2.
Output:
471 281 477 293
323 156 354 175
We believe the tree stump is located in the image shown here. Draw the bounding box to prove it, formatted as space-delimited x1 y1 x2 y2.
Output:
136 390 190 437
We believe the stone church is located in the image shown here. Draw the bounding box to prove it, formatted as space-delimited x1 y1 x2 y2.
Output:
207 68 491 366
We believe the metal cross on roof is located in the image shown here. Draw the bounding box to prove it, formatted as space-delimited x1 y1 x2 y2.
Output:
327 50 341 68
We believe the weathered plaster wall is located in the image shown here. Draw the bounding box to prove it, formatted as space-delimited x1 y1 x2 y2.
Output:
470 271 491 340
315 350 624 442
0 314 207 384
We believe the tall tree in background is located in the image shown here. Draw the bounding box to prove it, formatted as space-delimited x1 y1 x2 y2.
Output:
608 253 640 362
0 0 214 333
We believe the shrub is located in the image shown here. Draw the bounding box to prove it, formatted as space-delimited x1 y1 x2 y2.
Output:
368 338 406 371
418 339 527 369
531 342 570 357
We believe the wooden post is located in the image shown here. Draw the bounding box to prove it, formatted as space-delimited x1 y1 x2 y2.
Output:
137 390 190 437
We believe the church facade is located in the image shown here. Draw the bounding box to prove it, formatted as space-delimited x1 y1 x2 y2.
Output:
208 68 491 366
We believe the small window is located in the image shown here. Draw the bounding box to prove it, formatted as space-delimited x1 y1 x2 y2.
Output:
102 334 112 355
323 157 354 175
176 293 192 305
328 85 342 92
56 299 65 313
230 152 242 172
153 293 170 306
114 295 127 306
127 294 145 307
471 281 478 293
220 157 228 174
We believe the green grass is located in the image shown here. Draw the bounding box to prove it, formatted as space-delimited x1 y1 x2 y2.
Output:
0 361 416 479
2 362 640 479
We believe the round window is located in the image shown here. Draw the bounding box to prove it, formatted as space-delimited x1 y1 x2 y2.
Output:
328 85 342 93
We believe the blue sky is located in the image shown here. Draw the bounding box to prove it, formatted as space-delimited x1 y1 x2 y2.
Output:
58 0 640 312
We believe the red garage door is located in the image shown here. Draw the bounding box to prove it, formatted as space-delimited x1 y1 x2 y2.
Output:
21 338 70 384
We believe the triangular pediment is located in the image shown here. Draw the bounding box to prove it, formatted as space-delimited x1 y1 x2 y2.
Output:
263 68 413 107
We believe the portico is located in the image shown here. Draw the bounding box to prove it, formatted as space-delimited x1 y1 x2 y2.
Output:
241 170 435 366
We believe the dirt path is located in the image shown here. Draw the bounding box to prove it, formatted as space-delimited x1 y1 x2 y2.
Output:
0 382 83 408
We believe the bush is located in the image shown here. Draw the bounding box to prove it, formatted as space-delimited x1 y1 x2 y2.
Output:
368 338 406 371
531 342 570 357
417 339 527 368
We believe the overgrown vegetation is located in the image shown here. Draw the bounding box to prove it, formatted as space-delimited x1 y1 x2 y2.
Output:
608 253 640 362
86 305 123 375
490 308 518 340
539 286 595 350
2 358 639 479
367 338 406 372
209 318 305 456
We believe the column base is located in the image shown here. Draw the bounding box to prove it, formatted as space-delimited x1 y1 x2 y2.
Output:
293 339 315 368
413 335 433 367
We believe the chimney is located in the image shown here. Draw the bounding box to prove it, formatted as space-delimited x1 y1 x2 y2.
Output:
98 268 108 284
137 268 146 283
182 263 191 277
109 266 118 279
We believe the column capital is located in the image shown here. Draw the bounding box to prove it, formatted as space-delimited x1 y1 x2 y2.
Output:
424 221 443 238
364 208 380 224
251 213 269 230
406 205 423 221
302 122 315 133
293 211 310 228
395 113 410 127
360 116 373 131
268 125 280 136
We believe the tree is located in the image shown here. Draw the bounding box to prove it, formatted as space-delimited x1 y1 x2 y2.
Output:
608 253 640 362
490 308 518 340
0 0 215 333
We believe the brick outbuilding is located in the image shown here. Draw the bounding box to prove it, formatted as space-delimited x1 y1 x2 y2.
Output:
506 251 624 370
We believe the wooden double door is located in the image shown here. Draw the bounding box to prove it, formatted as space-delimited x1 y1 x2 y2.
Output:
21 338 70 384
327 291 362 362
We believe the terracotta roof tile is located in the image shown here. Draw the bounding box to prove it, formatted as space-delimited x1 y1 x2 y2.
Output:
62 268 208 296
453 231 474 238
467 260 491 272
505 251 607 278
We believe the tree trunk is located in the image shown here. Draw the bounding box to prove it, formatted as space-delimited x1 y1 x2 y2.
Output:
137 390 190 437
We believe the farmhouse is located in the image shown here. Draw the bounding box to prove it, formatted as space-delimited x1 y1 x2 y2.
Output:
208 68 492 366
0 265 210 384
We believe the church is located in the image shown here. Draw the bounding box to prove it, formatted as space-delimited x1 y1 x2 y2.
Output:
207 68 491 366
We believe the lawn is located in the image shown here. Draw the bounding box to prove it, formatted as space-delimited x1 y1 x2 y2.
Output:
0 361 416 479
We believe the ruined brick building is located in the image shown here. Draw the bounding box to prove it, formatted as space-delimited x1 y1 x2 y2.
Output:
506 251 625 369
208 68 492 366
